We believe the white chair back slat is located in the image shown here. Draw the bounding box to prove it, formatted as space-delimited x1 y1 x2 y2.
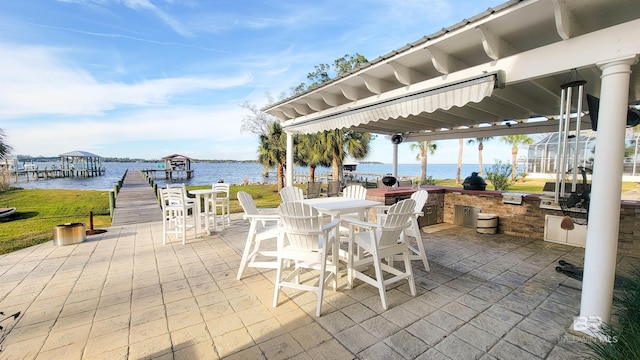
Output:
162 187 186 207
377 199 415 248
237 191 258 215
165 183 194 205
212 182 230 197
237 190 262 228
278 202 323 251
342 185 367 200
280 186 304 203
410 190 429 214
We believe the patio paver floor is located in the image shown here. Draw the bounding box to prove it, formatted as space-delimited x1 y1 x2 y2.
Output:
0 213 637 359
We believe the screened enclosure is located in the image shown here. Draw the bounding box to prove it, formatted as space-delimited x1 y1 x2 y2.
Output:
526 130 640 176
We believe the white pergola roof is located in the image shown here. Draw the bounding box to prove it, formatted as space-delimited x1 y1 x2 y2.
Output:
264 0 640 141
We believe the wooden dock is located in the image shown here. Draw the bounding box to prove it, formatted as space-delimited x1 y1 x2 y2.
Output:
140 169 194 180
10 167 106 182
111 171 163 226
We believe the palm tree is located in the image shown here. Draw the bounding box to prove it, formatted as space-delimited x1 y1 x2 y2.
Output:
410 140 437 184
456 138 464 184
258 122 288 190
467 137 493 176
322 129 372 181
295 133 330 182
501 134 533 180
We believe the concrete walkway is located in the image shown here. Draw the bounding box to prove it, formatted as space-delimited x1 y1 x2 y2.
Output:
0 214 637 359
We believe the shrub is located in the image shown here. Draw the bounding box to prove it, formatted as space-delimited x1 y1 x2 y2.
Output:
413 176 436 186
588 270 640 359
485 160 513 191
0 172 10 192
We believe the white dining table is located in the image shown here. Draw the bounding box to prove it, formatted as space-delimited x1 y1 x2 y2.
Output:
300 197 381 222
189 189 224 235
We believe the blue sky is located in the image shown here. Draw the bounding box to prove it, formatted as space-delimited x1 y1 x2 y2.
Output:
0 0 528 164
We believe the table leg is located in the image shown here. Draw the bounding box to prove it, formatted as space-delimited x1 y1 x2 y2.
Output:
346 230 354 289
194 194 202 235
332 228 339 291
202 194 210 235
213 205 218 231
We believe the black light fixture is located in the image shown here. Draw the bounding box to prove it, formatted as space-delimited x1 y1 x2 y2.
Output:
391 134 403 144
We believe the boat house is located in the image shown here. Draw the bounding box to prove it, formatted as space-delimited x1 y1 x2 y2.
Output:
59 150 104 178
141 154 194 180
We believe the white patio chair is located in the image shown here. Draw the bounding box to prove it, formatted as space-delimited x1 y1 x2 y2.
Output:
165 183 195 207
209 182 231 226
338 184 369 234
236 191 280 280
160 187 196 245
273 201 342 317
344 198 416 310
376 190 430 271
342 184 367 199
279 186 304 203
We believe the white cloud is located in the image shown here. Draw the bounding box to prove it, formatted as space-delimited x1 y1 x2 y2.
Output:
0 43 252 118
6 104 254 158
58 0 192 37
4 0 513 163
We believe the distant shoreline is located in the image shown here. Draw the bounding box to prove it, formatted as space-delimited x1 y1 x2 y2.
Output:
16 158 482 166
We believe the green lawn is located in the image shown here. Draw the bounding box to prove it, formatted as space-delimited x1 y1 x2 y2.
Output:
435 178 638 194
0 184 281 255
0 189 111 254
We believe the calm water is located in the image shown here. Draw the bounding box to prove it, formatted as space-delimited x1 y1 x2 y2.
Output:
11 162 493 190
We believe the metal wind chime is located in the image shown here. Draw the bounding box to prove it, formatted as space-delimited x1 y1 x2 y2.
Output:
555 69 591 227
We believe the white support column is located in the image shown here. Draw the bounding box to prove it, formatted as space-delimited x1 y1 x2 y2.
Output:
286 132 294 186
392 143 399 180
571 57 636 339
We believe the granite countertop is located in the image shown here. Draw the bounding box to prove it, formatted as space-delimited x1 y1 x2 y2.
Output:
367 185 640 208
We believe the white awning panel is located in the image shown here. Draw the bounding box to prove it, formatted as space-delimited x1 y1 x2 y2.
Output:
284 75 496 134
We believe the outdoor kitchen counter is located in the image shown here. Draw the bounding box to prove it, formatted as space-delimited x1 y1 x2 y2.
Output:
367 185 505 199
366 185 639 256
367 185 640 209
